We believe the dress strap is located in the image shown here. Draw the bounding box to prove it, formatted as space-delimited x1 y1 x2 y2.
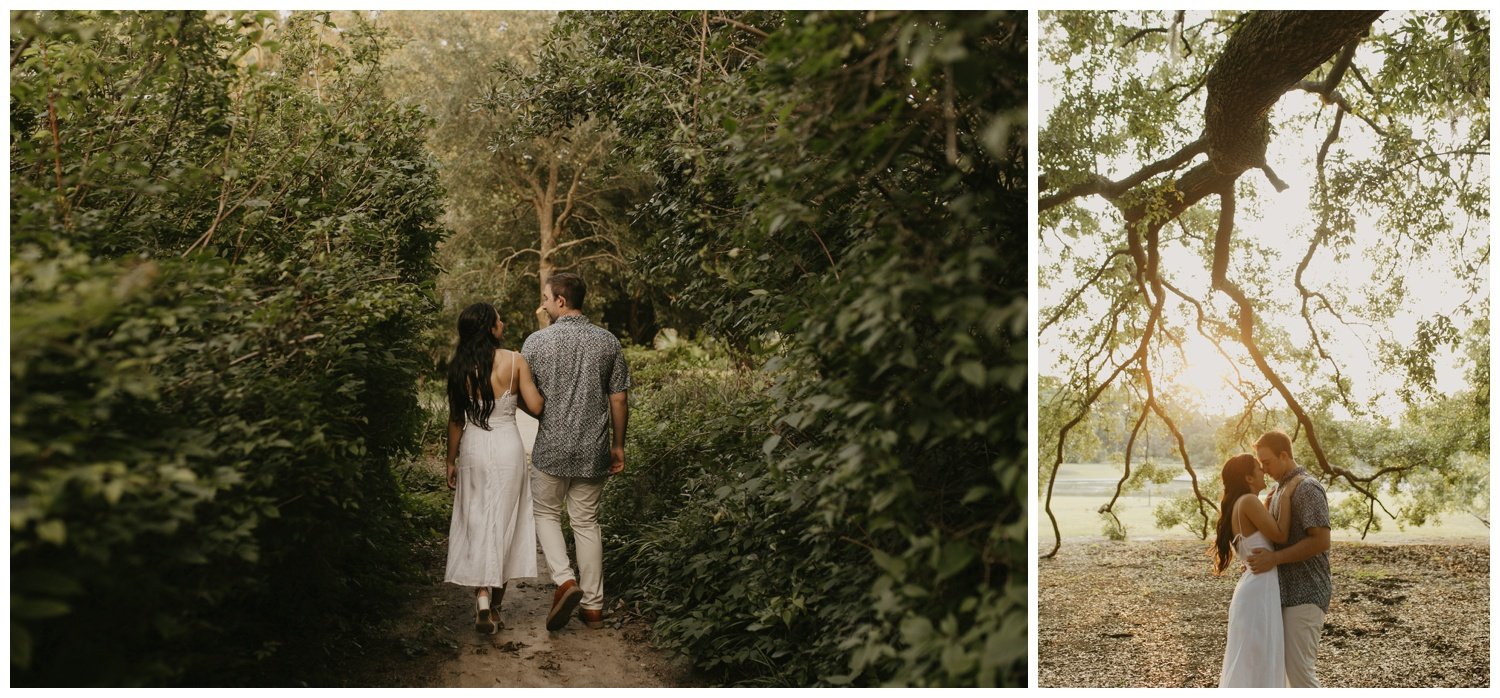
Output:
509 350 517 393
1231 492 1258 538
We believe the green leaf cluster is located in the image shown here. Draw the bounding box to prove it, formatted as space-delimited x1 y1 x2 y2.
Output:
11 10 444 685
528 11 1026 686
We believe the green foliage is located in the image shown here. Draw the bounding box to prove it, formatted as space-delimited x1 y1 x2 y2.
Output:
1329 493 1383 534
1127 458 1180 490
395 392 460 539
600 340 858 685
1099 511 1129 541
601 336 770 540
11 10 444 685
1154 481 1219 540
1364 310 1490 529
373 11 654 356
530 11 1026 686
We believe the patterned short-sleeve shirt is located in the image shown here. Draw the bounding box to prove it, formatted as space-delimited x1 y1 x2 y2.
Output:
1270 467 1332 612
521 315 630 479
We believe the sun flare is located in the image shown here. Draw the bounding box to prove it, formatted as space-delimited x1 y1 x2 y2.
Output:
1158 332 1249 409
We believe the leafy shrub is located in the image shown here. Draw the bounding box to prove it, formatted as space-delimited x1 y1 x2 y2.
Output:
601 336 773 542
528 10 1027 687
605 291 1024 688
10 11 444 685
600 339 870 686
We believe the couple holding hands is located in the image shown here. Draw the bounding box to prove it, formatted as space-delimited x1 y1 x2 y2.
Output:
441 272 631 633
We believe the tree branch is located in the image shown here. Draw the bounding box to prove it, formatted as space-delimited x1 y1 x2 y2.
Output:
11 34 34 69
1315 37 1361 101
1041 249 1129 335
1212 185 1396 521
552 135 607 234
709 14 769 40
1159 278 1254 396
541 233 620 261
1294 80 1391 138
1039 137 1207 212
497 247 541 270
1101 397 1152 525
1045 279 1167 558
1121 26 1169 48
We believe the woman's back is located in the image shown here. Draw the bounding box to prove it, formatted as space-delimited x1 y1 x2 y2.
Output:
465 350 519 430
446 348 534 587
1231 530 1274 570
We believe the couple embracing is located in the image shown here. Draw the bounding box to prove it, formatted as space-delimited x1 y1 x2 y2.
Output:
1214 430 1332 687
441 272 630 634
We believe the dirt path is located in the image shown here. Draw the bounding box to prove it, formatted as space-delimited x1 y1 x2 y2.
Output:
423 413 680 686
336 412 690 688
425 549 681 687
342 543 689 688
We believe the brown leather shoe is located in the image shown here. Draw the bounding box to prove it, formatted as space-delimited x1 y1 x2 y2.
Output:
577 607 605 629
547 580 583 631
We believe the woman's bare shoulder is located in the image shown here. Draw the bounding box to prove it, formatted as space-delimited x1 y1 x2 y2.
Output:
1233 492 1265 511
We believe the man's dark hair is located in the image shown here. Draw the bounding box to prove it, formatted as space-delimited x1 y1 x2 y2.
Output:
546 272 586 311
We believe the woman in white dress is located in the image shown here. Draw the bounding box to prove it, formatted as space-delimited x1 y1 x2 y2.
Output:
1213 453 1303 688
444 303 545 633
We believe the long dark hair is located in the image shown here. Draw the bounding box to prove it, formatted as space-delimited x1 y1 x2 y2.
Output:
1211 453 1260 575
447 303 502 430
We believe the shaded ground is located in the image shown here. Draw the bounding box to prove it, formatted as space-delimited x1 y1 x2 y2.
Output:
321 411 693 687
1039 539 1489 687
322 537 693 687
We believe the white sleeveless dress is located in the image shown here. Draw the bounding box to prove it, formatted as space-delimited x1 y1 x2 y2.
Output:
1219 530 1285 687
444 353 537 587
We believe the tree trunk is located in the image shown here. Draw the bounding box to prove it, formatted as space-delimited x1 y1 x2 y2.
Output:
534 160 559 329
1201 11 1383 173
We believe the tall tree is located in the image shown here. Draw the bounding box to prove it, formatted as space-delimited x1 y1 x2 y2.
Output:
474 92 631 329
375 11 643 341
1038 11 1489 555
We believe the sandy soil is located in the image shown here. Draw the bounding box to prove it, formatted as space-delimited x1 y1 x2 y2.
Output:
1039 539 1489 688
327 412 690 688
334 544 690 688
426 551 685 687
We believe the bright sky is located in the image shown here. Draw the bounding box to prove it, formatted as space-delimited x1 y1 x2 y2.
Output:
1038 12 1490 420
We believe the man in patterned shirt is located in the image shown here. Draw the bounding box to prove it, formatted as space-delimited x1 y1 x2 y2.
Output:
1246 429 1331 687
522 272 631 631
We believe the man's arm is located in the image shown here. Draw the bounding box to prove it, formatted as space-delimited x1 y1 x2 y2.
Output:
1247 483 1331 573
608 390 628 474
1247 527 1329 573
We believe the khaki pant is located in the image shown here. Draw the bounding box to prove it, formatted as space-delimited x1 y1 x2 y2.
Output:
1283 603 1325 687
531 468 606 611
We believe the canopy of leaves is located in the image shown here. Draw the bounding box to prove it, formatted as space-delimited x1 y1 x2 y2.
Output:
1037 11 1489 554
372 11 655 355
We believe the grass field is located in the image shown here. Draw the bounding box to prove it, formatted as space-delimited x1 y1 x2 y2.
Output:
1043 462 1490 544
